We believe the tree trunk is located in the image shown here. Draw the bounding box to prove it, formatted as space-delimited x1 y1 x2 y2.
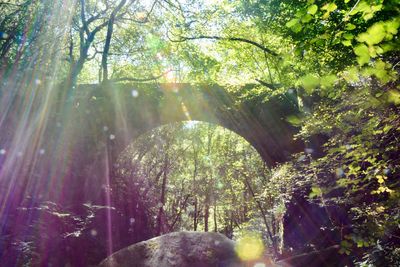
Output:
204 124 212 232
156 157 168 235
191 141 199 231
101 18 113 82
213 203 218 232
244 176 279 257
193 197 198 231
68 57 86 88
204 198 209 232
100 0 127 82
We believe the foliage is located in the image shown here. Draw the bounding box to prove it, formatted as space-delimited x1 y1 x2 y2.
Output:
287 83 400 263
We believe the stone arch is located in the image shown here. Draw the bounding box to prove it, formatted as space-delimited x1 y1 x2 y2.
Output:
75 82 302 168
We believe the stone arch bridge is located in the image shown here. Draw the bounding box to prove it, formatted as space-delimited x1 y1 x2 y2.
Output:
69 82 302 169
62 82 330 260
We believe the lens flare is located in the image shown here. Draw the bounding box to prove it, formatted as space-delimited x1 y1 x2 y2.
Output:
235 233 265 261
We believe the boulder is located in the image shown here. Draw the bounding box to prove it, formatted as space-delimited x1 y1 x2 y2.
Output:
98 231 242 267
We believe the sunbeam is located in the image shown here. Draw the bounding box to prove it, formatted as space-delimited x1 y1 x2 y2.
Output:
0 0 399 266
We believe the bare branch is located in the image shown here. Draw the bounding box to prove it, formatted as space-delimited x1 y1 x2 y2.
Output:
144 0 158 22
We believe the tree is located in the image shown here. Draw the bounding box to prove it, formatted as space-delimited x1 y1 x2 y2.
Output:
66 0 135 87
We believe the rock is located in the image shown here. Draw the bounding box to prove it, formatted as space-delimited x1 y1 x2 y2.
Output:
98 231 242 267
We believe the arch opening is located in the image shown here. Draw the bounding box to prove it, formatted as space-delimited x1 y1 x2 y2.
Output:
108 121 288 255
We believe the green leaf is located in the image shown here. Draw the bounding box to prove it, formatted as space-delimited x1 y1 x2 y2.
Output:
309 186 323 198
353 44 370 65
363 12 374 20
286 18 303 32
387 90 400 105
320 74 337 89
302 14 313 23
345 23 356 30
286 115 303 126
342 40 352 46
322 3 337 12
385 19 400 35
371 4 383 12
321 3 337 18
343 33 354 40
375 46 384 54
301 74 320 93
286 18 299 28
307 4 318 15
291 23 303 33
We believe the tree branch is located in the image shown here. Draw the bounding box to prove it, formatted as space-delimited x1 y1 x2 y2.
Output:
80 0 90 36
108 70 170 82
170 35 279 56
255 78 281 90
